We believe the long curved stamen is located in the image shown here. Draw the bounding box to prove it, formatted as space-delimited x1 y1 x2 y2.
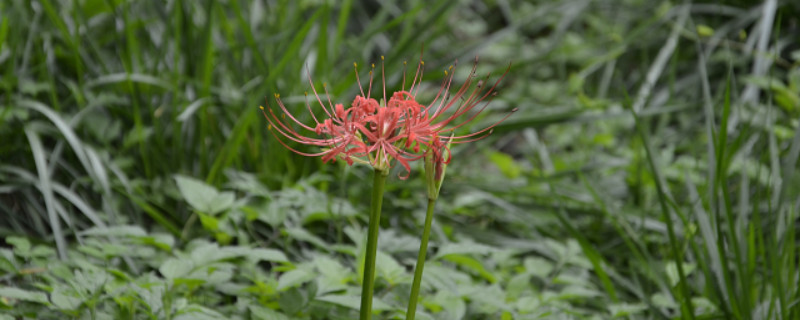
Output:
446 108 517 140
401 61 408 91
322 83 337 117
261 106 339 146
426 63 457 115
307 71 337 122
412 61 426 97
381 56 387 105
354 62 366 97
303 92 321 126
439 67 510 128
367 63 375 99
270 95 319 132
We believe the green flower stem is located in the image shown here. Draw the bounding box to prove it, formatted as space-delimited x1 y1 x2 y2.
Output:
405 197 437 320
360 168 388 320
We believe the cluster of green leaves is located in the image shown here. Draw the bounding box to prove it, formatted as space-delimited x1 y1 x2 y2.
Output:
0 171 660 319
2 0 800 319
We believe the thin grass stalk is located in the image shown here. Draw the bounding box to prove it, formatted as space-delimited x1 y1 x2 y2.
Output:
630 109 695 319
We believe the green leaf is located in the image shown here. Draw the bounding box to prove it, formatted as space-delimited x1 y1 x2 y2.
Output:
434 242 495 259
29 246 56 257
315 294 392 311
488 151 522 179
285 227 329 250
159 258 194 279
609 303 647 318
249 305 291 320
81 225 147 237
122 126 153 149
441 254 497 283
50 286 83 310
376 251 405 285
0 287 49 304
278 287 306 315
249 248 289 263
198 212 220 231
6 237 31 257
277 269 315 291
313 256 350 295
556 285 602 300
665 262 696 287
516 296 539 313
523 257 554 278
427 290 466 319
174 175 235 215
172 304 226 320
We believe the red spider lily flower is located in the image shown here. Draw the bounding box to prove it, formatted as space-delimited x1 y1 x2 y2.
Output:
260 57 419 177
260 54 515 179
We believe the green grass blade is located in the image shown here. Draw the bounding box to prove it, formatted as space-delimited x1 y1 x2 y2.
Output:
24 126 67 260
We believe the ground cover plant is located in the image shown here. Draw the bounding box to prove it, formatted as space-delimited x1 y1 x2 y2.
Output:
1 0 799 319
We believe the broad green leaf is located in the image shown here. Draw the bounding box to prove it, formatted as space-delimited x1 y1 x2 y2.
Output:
29 245 56 257
172 304 226 320
0 249 17 273
609 303 647 318
159 258 194 279
278 287 306 315
665 262 696 287
428 290 466 319
556 285 602 300
50 286 82 310
315 294 392 311
0 287 49 304
285 227 329 250
523 257 554 278
137 233 175 251
249 305 291 320
376 251 405 285
6 237 31 257
81 225 147 237
122 126 153 149
174 175 235 215
488 151 522 179
434 242 495 259
277 269 315 291
516 296 539 313
249 248 289 263
441 254 496 283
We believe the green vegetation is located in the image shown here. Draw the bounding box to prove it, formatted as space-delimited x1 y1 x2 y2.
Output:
2 0 800 319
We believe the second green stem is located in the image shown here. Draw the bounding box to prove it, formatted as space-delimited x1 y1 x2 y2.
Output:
405 197 437 320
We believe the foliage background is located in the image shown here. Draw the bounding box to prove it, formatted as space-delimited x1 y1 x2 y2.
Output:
1 0 799 319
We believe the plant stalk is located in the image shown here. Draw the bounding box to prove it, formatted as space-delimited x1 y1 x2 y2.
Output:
359 168 388 320
405 197 437 320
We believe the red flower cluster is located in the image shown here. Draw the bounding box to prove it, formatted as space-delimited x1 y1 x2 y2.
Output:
260 55 515 178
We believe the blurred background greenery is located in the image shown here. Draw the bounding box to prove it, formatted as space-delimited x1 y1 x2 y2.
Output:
1 0 800 319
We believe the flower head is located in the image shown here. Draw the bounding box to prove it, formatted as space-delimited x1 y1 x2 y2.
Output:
260 57 418 176
260 52 515 179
